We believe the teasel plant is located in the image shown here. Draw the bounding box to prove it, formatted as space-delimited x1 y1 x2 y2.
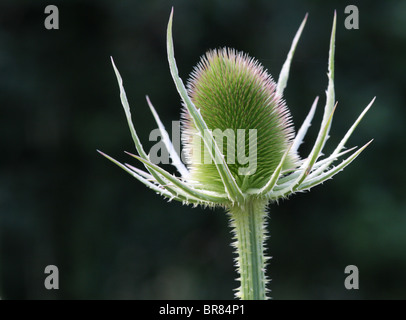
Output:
99 8 374 300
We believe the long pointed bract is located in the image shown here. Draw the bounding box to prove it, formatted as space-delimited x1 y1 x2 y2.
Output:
291 96 318 154
111 57 148 159
276 13 308 97
146 95 189 178
167 8 244 203
320 11 337 148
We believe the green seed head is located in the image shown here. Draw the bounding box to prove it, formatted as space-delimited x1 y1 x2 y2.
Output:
182 48 296 193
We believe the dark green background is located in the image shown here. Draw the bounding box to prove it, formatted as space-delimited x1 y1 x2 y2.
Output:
1 0 405 299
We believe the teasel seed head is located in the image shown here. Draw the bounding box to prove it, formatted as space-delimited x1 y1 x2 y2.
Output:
182 48 297 193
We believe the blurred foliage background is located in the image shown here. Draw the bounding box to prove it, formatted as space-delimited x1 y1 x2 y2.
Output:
0 0 405 299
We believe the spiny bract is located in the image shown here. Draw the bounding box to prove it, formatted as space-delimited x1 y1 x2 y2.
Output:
182 48 297 193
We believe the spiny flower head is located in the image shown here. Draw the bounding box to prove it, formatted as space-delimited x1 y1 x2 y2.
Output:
100 8 374 209
182 48 296 193
100 8 374 301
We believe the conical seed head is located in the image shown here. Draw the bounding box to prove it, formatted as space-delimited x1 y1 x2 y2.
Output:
182 48 296 193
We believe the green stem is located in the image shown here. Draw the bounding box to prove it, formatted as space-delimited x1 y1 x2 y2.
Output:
229 198 268 300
